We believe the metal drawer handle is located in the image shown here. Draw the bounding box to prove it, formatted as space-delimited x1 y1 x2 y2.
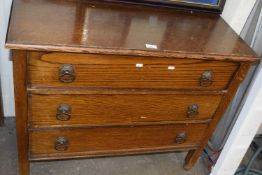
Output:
59 64 76 83
56 104 71 121
187 104 199 118
200 70 213 87
176 132 187 144
55 137 69 151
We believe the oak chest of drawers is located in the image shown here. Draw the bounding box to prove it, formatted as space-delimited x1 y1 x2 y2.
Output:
5 0 259 174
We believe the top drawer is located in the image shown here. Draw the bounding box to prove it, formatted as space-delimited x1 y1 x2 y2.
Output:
28 52 238 90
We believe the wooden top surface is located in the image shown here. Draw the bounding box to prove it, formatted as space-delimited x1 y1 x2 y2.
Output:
6 0 258 61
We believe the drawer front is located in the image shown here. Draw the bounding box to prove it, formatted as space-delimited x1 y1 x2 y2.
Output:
28 52 238 90
29 124 208 159
29 94 222 127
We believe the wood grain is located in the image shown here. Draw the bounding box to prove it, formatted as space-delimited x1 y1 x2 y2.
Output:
6 0 260 173
29 123 208 160
28 52 239 90
6 0 258 61
12 50 29 175
29 146 196 161
27 88 226 95
183 63 251 170
28 94 221 128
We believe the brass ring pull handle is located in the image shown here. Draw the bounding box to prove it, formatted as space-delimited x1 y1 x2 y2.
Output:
59 64 76 83
56 104 71 121
176 132 187 144
54 137 69 151
187 104 199 118
200 70 213 87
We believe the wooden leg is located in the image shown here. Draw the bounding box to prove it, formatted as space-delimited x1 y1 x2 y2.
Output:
13 50 30 175
184 150 200 170
183 63 251 171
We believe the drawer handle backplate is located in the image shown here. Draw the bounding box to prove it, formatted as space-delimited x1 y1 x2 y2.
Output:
187 104 199 118
56 104 71 121
55 137 69 151
200 71 213 87
176 132 187 144
59 64 76 83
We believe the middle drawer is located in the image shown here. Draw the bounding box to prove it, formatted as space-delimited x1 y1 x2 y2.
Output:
28 94 222 128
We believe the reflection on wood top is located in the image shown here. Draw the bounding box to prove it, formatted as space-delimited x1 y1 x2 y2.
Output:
6 0 258 61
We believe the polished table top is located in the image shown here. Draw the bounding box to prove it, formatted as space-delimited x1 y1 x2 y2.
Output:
6 0 257 61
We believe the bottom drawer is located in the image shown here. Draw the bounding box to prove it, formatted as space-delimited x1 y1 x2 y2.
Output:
29 124 208 160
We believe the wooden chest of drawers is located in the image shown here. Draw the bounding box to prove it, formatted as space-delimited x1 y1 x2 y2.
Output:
5 0 259 175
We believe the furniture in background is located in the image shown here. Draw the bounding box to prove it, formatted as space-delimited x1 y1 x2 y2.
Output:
236 140 262 175
5 0 259 175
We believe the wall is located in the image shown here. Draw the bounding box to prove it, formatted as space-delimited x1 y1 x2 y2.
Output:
0 0 257 117
222 0 257 34
0 0 14 117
